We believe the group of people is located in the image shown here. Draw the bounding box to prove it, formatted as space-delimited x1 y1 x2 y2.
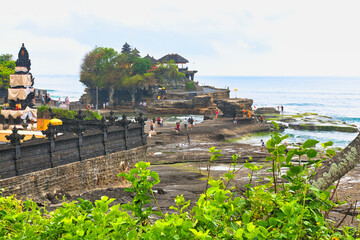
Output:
43 95 70 109
174 117 195 133
148 117 164 137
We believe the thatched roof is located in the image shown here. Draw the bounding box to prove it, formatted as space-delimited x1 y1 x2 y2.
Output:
158 53 189 64
144 54 158 64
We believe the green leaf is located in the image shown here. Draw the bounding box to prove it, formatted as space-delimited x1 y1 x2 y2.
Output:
321 141 333 147
306 149 318 158
247 222 256 232
326 149 336 157
303 139 319 148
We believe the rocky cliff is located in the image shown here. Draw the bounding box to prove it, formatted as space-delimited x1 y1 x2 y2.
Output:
214 98 253 117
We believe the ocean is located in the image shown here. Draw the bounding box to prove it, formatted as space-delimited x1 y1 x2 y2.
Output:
197 76 360 148
35 75 360 148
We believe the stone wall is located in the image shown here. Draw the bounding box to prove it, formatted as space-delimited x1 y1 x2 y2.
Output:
0 146 147 201
0 123 146 179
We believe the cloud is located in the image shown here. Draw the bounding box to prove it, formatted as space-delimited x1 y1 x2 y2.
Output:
1 0 360 76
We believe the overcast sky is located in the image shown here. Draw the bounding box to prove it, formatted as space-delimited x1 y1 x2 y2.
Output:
1 0 360 77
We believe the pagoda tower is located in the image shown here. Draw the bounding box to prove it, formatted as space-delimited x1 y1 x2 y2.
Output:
1 44 37 124
8 43 35 110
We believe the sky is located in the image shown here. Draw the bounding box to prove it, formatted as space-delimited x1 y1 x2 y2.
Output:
2 0 360 77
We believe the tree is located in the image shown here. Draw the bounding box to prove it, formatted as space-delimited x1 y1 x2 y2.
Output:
0 54 15 88
132 58 152 75
0 54 13 63
152 60 185 87
310 133 360 190
80 47 121 105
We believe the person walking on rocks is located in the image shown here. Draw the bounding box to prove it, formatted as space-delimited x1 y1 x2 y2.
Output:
215 110 219 119
157 117 161 127
243 109 246 118
184 118 188 130
260 139 265 151
176 121 181 133
150 120 154 131
189 117 194 129
260 115 264 124
281 105 284 114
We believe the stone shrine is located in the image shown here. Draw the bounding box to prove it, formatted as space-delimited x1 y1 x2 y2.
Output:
1 44 37 122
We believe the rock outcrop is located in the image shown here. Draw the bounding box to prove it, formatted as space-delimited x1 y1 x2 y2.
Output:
214 98 253 117
147 95 218 115
255 107 280 115
289 123 358 133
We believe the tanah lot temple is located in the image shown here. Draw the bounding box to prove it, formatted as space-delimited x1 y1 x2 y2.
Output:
0 44 45 142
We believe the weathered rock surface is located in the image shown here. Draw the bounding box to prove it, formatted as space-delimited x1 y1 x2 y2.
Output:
148 95 218 115
255 107 280 115
289 123 359 133
214 98 253 117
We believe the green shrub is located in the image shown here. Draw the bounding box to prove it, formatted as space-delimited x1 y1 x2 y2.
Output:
0 126 359 239
185 81 196 91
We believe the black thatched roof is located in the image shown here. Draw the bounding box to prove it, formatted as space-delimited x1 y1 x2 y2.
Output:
158 53 189 64
144 54 158 64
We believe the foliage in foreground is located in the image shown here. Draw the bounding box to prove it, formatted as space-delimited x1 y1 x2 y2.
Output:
1 125 360 239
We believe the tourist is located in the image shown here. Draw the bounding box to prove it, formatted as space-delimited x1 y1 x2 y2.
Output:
233 117 237 125
65 96 70 109
157 117 161 127
277 106 280 111
103 103 106 109
58 97 61 106
243 109 246 117
176 121 181 132
281 105 284 114
148 130 152 138
260 115 264 124
46 94 51 106
260 139 265 151
215 110 219 119
189 117 194 129
187 134 191 145
150 120 154 131
183 118 188 130
152 118 156 124
160 118 163 127
248 111 251 118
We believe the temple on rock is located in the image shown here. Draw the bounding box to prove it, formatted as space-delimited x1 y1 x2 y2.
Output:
2 43 37 122
158 53 197 80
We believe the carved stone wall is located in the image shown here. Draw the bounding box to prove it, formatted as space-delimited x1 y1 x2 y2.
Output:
0 146 147 201
0 124 146 179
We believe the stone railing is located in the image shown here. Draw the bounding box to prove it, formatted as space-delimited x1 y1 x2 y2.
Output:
0 112 147 179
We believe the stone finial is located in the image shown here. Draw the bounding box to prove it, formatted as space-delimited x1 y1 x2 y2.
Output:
119 114 130 127
5 126 25 145
75 109 84 121
106 111 117 125
42 123 58 140
135 112 147 125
